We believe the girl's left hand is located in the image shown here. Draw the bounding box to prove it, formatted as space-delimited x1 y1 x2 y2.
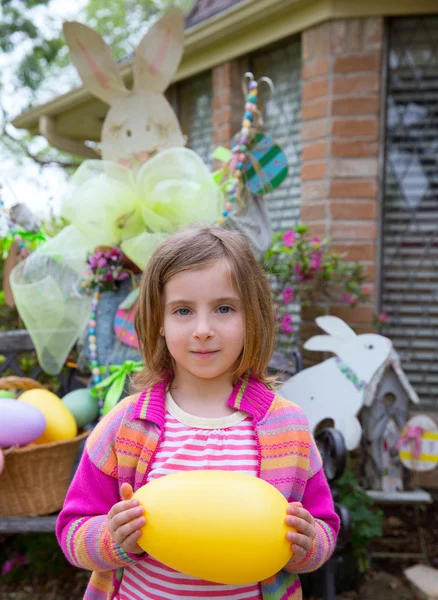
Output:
285 502 316 562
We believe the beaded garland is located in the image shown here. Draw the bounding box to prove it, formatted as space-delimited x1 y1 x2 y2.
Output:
335 357 368 392
217 77 260 226
82 248 130 412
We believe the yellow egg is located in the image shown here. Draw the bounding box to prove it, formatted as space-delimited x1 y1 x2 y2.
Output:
133 470 293 584
19 389 77 444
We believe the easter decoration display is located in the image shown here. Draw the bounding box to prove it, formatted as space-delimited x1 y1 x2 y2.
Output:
0 376 90 517
133 470 294 584
10 5 283 417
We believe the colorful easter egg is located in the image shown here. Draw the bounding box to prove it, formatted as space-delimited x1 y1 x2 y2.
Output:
398 415 438 472
233 132 288 196
133 470 294 585
0 398 46 447
19 389 77 444
62 388 99 428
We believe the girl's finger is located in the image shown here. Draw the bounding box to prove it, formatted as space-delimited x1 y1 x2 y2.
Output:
122 530 143 554
121 482 134 501
110 506 144 531
285 516 314 538
108 499 139 520
290 545 307 561
117 516 146 542
287 531 312 552
287 505 313 524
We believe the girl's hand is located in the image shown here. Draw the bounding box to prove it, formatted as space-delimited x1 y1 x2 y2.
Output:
108 483 145 555
285 502 316 562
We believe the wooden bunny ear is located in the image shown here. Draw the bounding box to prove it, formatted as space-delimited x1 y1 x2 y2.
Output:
133 7 185 94
304 335 344 356
315 316 356 340
63 21 127 104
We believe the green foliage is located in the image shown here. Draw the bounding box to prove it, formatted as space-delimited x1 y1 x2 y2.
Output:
0 533 67 580
333 470 384 570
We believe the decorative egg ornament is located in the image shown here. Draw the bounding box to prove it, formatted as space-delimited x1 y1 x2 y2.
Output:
0 398 46 447
61 388 99 428
133 470 294 584
19 389 77 444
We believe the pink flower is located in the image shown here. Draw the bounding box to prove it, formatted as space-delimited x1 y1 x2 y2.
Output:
97 258 108 267
282 287 295 303
310 251 322 271
379 312 389 323
2 560 15 575
279 313 294 334
362 284 372 295
342 293 358 305
282 230 297 248
294 263 304 281
312 236 321 247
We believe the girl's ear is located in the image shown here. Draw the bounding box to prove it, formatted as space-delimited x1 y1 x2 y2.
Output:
63 21 127 104
133 7 185 93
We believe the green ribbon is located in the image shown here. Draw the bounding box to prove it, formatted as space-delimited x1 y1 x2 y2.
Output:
91 360 143 416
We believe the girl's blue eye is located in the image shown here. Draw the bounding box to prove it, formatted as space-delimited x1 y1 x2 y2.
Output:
218 306 232 314
176 308 190 316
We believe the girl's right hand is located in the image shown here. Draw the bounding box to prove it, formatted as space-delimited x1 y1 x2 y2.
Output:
108 483 145 555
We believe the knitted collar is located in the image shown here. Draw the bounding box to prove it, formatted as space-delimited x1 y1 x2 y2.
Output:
335 357 368 391
133 372 276 429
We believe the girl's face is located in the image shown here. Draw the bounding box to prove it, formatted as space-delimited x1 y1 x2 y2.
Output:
162 260 244 383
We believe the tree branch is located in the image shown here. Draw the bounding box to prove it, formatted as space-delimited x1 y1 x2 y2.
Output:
0 102 79 170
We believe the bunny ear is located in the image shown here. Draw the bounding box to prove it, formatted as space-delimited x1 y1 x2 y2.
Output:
315 316 357 340
63 21 127 104
133 7 185 93
304 335 344 356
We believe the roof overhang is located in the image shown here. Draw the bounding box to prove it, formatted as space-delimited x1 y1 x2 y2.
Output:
11 0 438 153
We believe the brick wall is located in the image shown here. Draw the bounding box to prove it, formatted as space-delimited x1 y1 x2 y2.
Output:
300 18 384 354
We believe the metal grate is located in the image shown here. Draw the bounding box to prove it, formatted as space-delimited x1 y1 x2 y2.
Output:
178 71 214 168
381 16 438 410
251 37 302 233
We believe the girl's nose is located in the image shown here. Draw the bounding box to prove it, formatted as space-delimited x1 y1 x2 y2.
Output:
192 317 214 340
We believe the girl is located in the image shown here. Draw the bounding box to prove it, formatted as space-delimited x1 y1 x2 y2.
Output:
56 225 340 600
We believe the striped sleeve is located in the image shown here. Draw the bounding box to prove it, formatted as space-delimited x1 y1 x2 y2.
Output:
284 455 340 574
56 448 142 572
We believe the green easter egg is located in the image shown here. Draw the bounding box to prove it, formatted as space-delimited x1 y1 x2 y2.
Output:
0 390 16 399
61 388 99 428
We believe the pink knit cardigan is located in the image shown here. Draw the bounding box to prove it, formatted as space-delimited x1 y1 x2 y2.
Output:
57 374 340 599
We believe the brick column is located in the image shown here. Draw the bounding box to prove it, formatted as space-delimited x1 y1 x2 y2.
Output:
300 18 383 350
212 60 246 148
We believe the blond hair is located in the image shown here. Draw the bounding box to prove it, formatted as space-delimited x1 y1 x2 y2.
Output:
133 225 275 389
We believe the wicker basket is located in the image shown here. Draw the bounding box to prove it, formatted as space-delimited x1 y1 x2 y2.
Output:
0 376 90 517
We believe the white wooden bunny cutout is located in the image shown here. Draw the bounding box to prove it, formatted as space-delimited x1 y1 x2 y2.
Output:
279 316 392 450
63 8 186 169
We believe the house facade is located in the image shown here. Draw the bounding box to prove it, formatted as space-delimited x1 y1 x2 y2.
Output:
12 0 438 419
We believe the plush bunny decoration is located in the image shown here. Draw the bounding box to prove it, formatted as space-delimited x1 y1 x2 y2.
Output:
279 316 392 450
63 8 186 170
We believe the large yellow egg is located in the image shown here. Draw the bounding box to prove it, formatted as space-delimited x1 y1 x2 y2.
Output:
19 389 77 444
133 470 293 584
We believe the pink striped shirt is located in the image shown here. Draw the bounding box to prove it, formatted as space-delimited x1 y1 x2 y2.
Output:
118 394 262 600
